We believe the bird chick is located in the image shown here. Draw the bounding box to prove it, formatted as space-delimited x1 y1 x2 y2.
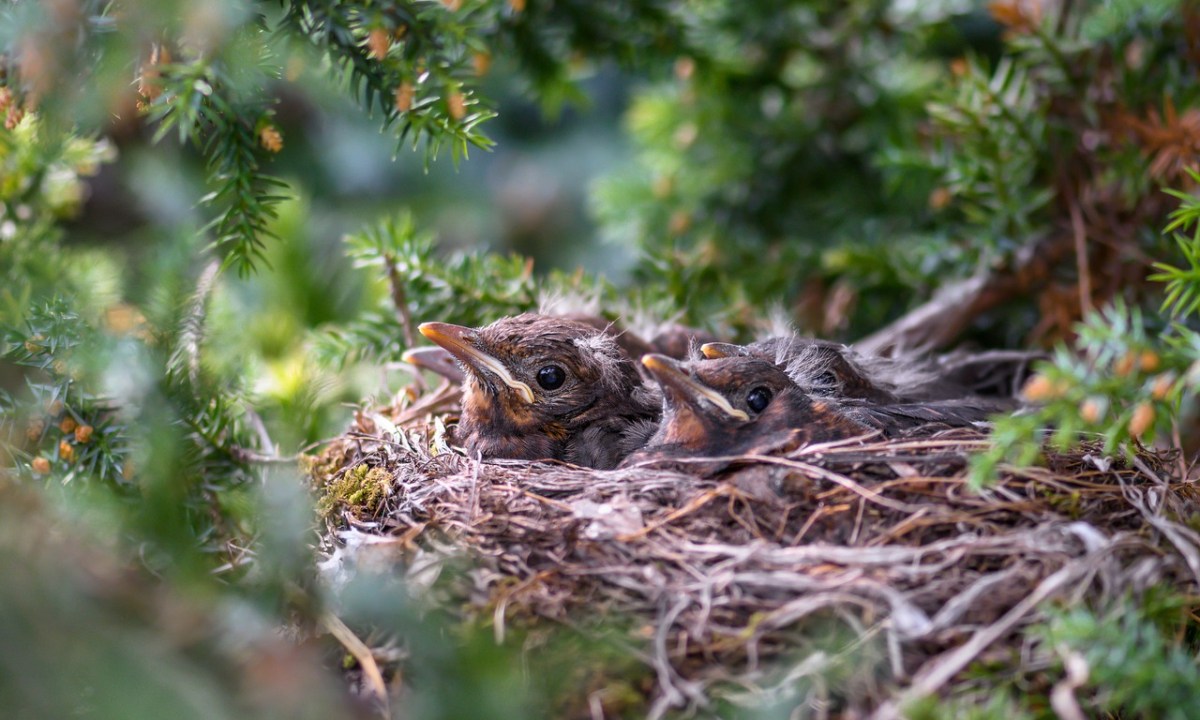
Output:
408 314 720 387
701 336 1041 403
626 354 871 462
701 337 906 402
840 396 1013 437
418 314 661 469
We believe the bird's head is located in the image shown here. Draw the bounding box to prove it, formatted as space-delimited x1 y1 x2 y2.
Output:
701 338 897 403
640 353 866 456
418 314 651 460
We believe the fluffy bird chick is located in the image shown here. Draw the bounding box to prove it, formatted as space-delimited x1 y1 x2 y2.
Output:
408 314 718 386
701 337 908 402
626 354 871 462
418 314 661 469
701 337 1037 403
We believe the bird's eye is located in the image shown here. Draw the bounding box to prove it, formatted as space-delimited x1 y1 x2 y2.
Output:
746 387 772 413
536 365 566 390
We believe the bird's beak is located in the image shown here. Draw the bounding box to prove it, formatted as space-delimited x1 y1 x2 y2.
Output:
401 346 466 384
699 342 747 360
417 322 535 403
641 354 749 421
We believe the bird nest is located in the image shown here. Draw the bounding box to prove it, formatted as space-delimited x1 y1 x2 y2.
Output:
308 380 1200 718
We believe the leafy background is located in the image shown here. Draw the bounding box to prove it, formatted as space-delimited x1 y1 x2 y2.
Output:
1 0 1199 717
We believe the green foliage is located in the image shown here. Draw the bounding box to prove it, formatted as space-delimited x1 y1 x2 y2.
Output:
314 211 540 366
593 1 942 335
0 117 116 323
276 0 498 164
903 691 1033 720
972 188 1200 486
909 55 1052 252
1039 596 1200 720
1154 169 1200 318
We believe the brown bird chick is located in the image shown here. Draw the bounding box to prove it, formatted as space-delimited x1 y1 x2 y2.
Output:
418 314 661 469
700 337 911 402
701 337 1036 403
625 354 872 463
407 314 720 386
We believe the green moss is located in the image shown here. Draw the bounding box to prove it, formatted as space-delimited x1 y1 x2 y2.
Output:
316 463 392 518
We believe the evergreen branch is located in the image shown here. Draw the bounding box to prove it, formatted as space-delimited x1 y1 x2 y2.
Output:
142 42 288 276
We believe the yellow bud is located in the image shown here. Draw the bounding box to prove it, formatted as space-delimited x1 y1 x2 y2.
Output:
668 210 692 236
446 90 466 120
1021 374 1060 402
673 123 698 149
394 82 414 113
1128 402 1155 438
259 125 283 153
75 424 94 443
58 439 74 462
1138 350 1160 372
928 186 952 210
1113 353 1136 377
1079 398 1103 424
674 57 695 81
472 52 492 76
32 457 50 474
367 28 390 60
59 417 76 434
1150 373 1176 400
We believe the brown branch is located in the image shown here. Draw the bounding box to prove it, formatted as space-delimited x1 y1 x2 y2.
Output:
384 253 417 349
1069 196 1094 316
855 231 1074 355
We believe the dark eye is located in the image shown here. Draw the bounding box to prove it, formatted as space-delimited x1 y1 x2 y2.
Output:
746 387 772 413
536 365 566 390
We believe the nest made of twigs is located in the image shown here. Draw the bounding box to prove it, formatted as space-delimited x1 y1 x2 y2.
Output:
308 379 1200 718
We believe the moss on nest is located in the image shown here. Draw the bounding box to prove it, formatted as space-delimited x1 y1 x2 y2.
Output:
314 462 392 518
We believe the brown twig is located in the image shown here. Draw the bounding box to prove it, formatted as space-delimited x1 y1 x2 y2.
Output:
321 611 390 718
383 253 417 349
1069 195 1094 316
855 231 1073 355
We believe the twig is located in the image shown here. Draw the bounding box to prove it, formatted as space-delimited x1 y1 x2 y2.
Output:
871 554 1099 719
321 611 390 718
383 252 417 349
855 231 1072 354
1069 195 1094 316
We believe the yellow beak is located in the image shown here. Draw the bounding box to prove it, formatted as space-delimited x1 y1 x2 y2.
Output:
418 322 535 403
642 354 749 421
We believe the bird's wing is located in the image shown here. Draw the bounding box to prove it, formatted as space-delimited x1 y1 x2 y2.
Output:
935 349 1048 398
844 397 1013 435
